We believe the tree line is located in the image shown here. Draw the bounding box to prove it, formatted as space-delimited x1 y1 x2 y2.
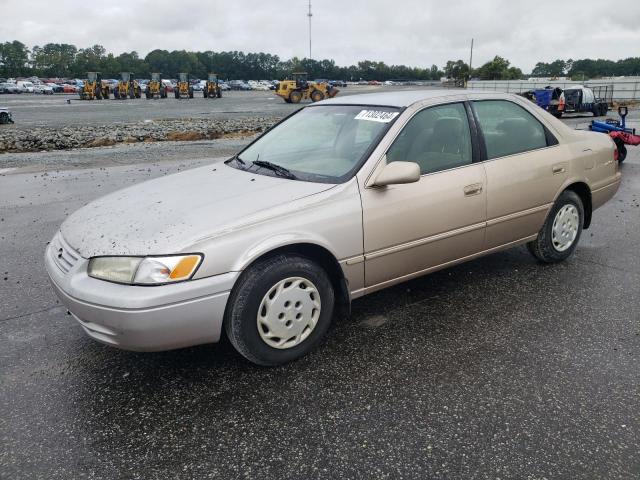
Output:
1 40 639 81
0 40 445 81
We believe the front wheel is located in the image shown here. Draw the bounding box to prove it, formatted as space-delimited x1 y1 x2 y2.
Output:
289 91 303 104
224 254 335 366
527 190 584 263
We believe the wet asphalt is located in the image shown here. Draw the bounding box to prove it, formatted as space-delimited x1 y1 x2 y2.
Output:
1 109 639 479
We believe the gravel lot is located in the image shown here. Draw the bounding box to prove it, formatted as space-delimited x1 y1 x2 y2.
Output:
1 92 639 479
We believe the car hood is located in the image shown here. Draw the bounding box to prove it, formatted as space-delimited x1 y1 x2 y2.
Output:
61 163 335 258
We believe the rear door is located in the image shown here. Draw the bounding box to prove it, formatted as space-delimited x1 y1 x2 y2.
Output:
471 99 568 248
360 102 487 290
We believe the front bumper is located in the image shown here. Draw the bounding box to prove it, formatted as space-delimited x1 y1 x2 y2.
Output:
45 232 239 352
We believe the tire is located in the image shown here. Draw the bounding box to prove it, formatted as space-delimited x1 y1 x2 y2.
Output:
0 112 8 125
613 138 627 164
224 254 335 366
311 90 324 102
188 88 194 99
527 190 584 263
174 90 179 99
289 91 303 104
203 89 208 98
217 89 222 98
552 110 563 119
284 98 292 103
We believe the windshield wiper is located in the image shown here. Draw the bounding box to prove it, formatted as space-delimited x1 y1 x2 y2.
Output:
252 160 297 179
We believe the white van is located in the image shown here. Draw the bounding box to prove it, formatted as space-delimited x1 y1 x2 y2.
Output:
16 81 35 93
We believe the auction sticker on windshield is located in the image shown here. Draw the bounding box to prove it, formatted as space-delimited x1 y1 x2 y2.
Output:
354 110 400 123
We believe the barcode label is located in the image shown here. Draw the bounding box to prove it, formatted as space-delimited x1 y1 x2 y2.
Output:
354 110 399 123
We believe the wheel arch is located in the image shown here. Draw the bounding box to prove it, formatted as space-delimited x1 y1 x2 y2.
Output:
236 241 351 311
561 181 592 228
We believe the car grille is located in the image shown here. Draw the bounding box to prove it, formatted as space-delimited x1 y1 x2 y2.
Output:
50 233 80 274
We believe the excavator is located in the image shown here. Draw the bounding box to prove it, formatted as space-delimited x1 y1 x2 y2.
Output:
275 72 338 103
174 73 194 99
79 72 110 100
113 72 141 100
203 73 222 99
146 72 167 99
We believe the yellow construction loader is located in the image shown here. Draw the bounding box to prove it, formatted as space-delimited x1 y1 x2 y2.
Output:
275 72 338 103
79 72 110 100
174 73 194 99
114 72 141 100
203 73 222 99
146 73 167 99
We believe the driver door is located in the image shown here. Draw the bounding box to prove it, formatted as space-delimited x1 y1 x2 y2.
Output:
360 102 487 290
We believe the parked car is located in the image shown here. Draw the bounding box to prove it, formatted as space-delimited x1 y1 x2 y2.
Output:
45 90 621 366
161 79 174 93
228 80 251 90
62 84 78 93
218 81 230 91
46 82 64 93
0 82 20 94
16 81 35 93
33 84 54 95
0 107 13 124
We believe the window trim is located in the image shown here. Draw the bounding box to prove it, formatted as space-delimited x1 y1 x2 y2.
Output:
470 99 559 161
385 100 477 176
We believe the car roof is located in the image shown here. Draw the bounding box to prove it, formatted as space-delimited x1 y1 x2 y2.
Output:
318 89 507 108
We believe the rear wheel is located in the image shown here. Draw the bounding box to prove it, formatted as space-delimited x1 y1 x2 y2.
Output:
0 112 9 124
188 88 194 99
225 254 335 366
174 89 179 99
289 90 303 104
217 88 222 98
203 89 208 98
527 190 584 263
311 90 324 102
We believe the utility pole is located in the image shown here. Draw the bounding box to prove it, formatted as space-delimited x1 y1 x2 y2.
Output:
467 38 474 87
307 0 313 59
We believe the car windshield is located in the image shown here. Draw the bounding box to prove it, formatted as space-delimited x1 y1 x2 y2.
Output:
233 105 400 183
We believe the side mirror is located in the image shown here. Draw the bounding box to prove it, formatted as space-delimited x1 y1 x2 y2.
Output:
372 161 421 187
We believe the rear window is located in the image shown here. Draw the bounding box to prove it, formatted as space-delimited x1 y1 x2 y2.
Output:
473 100 548 159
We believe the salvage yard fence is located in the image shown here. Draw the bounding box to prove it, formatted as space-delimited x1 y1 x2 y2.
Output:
467 78 640 102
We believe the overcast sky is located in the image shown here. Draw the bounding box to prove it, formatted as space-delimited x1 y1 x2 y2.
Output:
2 0 639 72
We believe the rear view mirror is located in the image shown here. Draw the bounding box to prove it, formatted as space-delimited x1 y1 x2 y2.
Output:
372 161 420 187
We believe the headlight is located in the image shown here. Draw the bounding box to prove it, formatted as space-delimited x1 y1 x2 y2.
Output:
88 254 203 285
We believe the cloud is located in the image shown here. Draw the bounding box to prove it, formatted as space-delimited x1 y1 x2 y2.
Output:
2 0 639 72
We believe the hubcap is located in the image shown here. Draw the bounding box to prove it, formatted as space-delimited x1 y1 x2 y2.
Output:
552 204 579 252
257 277 321 349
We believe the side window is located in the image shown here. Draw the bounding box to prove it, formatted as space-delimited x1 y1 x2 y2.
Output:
473 100 548 159
387 103 472 175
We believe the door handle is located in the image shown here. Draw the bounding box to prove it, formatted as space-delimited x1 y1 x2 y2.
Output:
463 183 483 196
552 165 566 174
